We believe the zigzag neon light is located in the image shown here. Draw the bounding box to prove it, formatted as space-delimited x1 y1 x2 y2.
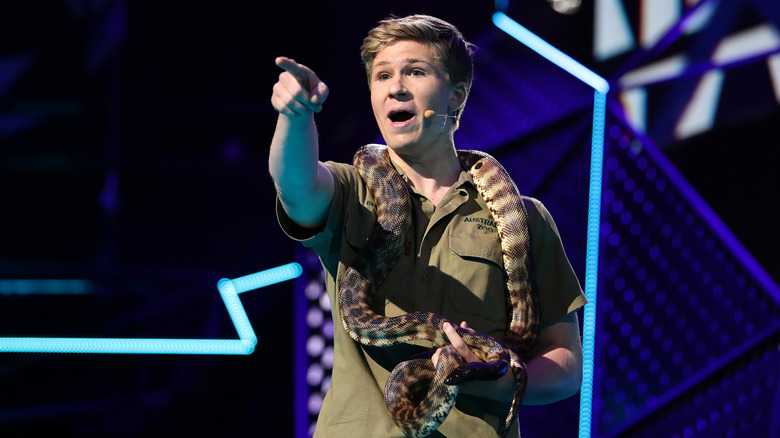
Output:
492 11 607 438
0 263 302 355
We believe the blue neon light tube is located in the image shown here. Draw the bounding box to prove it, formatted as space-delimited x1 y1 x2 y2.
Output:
579 91 606 438
492 12 610 94
492 11 607 438
0 262 302 355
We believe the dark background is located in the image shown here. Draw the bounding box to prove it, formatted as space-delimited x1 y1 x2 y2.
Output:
1 1 778 437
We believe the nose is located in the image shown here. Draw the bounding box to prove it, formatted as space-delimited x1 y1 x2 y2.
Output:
389 76 409 98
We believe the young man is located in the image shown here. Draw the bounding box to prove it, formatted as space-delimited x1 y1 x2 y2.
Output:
270 14 586 438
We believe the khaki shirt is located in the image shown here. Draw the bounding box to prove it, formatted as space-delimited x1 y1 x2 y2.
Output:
277 157 586 438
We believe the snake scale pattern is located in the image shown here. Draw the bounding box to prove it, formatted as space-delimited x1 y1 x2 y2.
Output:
339 144 540 437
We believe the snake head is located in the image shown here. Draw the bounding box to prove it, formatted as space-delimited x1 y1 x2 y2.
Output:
444 359 511 385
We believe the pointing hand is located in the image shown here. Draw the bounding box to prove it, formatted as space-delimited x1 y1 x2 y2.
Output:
271 57 330 116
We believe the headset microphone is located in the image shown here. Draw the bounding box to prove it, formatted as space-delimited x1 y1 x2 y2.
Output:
423 110 456 120
424 110 455 132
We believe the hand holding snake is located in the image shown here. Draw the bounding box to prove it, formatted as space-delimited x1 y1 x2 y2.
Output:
432 322 479 368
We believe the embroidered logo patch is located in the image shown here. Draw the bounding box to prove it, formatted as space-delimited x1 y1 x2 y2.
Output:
463 216 497 233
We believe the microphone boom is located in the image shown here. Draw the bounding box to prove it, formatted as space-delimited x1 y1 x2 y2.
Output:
424 109 455 132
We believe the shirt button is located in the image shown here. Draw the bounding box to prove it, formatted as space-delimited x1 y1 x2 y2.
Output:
422 274 429 282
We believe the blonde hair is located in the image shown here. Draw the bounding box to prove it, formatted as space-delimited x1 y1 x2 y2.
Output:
360 14 476 129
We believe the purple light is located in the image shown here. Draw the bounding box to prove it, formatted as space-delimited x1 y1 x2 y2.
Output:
98 171 120 212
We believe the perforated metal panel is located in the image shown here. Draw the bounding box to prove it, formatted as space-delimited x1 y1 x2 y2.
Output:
593 119 780 437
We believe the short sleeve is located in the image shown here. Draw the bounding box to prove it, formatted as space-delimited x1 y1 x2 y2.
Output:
275 161 372 271
525 197 587 326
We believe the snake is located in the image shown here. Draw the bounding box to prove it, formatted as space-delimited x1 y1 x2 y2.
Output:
338 144 540 437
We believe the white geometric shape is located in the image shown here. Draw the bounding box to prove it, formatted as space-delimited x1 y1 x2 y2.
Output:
619 87 648 132
768 54 780 104
681 0 718 35
619 54 688 89
594 0 636 61
641 0 682 48
712 24 780 65
674 69 724 139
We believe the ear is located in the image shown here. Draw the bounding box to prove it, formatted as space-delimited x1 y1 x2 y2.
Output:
449 81 468 112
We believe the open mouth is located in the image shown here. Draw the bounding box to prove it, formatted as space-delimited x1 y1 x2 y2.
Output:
389 110 415 123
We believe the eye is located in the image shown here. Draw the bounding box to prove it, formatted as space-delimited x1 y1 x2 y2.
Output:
376 72 391 81
410 69 425 77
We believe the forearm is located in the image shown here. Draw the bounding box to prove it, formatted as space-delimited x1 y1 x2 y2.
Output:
459 313 584 405
269 114 332 227
460 349 581 408
269 113 320 195
522 344 583 405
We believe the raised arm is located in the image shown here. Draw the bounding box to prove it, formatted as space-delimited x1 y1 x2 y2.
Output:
269 57 334 229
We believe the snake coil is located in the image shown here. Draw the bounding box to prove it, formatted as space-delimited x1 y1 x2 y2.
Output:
339 144 539 437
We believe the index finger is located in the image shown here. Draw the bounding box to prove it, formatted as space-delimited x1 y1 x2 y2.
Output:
275 56 312 91
443 322 465 346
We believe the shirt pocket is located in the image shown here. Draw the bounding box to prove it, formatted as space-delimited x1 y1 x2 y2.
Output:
449 231 505 267
344 206 377 250
445 231 508 334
